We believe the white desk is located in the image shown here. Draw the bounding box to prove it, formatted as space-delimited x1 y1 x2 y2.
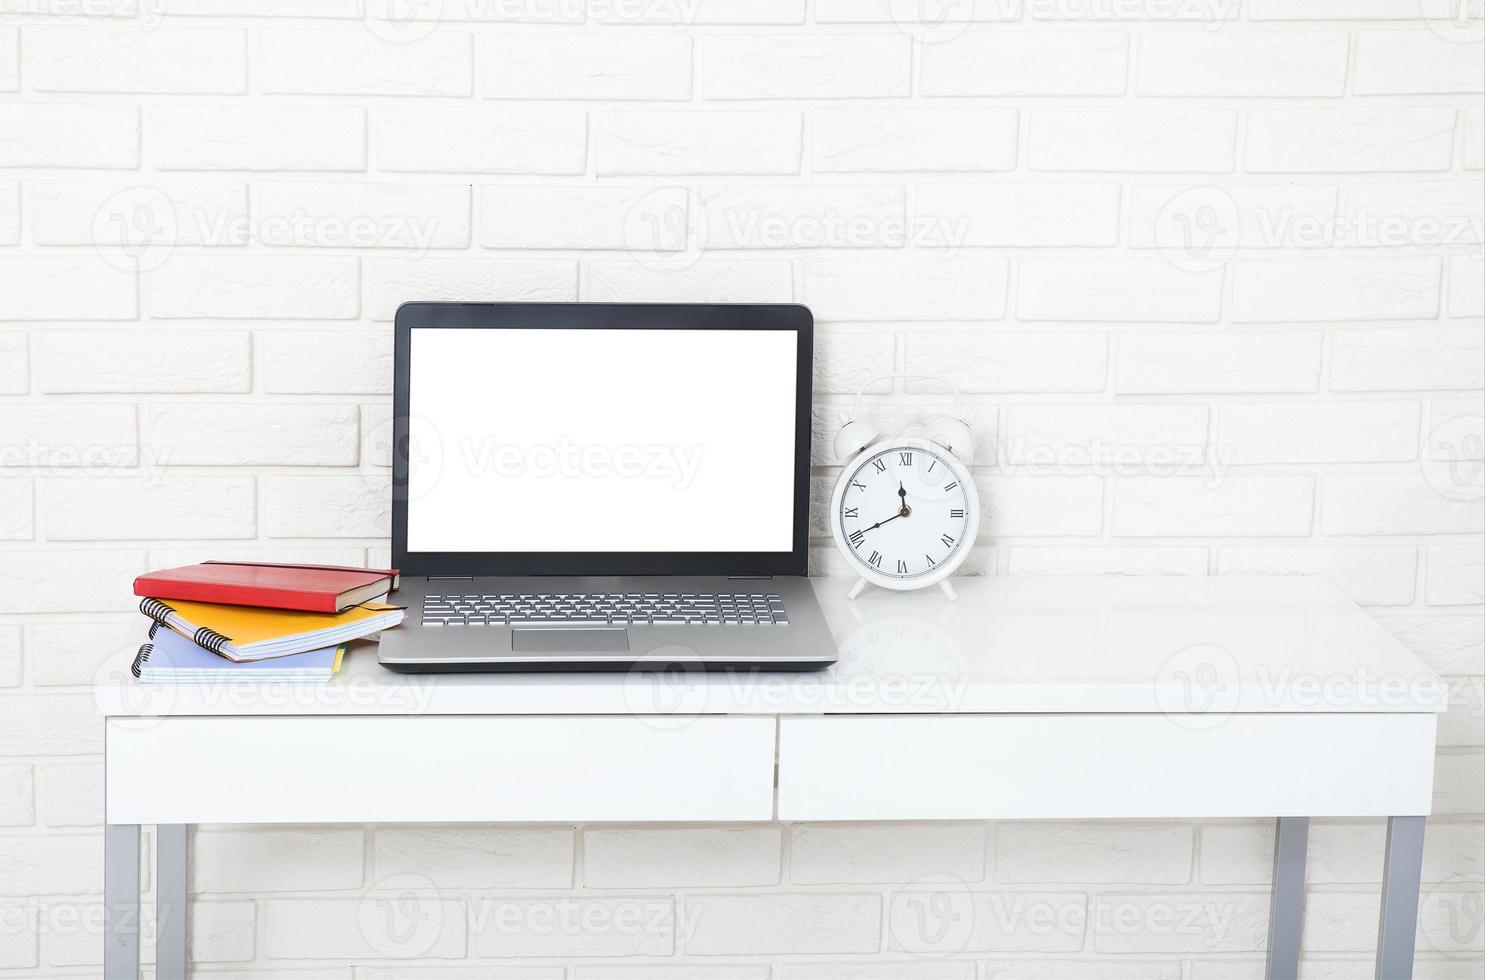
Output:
95 576 1446 979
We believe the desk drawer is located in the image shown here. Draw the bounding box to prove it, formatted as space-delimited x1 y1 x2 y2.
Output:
108 716 776 824
778 714 1437 820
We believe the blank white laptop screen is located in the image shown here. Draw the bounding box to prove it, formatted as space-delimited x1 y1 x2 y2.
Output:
406 327 798 553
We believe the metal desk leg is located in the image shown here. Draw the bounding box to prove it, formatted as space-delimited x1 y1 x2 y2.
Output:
156 825 189 980
104 823 140 980
1265 816 1309 980
1376 815 1426 980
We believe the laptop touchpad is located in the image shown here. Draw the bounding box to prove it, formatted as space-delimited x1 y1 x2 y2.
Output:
511 628 630 653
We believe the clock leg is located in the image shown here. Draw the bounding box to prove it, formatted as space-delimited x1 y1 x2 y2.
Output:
939 579 958 602
848 577 869 600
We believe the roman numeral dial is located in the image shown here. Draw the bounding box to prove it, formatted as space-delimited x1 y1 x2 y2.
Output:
833 442 975 583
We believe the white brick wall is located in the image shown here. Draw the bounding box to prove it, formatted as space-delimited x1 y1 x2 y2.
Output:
0 6 1480 978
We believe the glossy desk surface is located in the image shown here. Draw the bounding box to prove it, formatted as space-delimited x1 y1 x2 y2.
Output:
96 575 1446 718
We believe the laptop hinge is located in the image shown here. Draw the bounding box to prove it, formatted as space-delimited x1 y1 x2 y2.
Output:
427 575 473 581
728 575 774 580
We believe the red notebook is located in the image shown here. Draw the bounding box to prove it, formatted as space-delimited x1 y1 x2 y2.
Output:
134 562 400 614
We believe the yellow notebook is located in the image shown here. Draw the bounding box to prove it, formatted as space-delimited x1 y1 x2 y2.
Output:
139 597 404 662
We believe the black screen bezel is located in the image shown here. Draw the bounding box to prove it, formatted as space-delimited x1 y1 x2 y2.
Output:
392 301 813 577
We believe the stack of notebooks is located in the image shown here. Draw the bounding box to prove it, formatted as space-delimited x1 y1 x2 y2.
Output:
131 562 405 685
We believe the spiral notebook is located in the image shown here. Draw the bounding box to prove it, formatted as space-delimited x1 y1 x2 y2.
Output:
138 596 404 662
134 625 345 683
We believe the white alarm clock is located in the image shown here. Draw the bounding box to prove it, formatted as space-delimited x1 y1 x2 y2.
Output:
829 375 980 600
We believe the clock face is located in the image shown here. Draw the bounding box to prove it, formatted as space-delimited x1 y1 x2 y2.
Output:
835 444 974 583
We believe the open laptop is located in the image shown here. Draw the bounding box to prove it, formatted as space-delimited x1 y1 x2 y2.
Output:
376 302 839 672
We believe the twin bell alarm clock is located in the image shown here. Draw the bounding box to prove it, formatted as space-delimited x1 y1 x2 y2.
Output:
828 374 979 600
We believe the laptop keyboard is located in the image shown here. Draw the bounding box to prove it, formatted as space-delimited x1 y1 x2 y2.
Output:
421 592 788 627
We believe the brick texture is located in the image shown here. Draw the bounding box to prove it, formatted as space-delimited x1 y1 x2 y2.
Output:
0 7 1480 979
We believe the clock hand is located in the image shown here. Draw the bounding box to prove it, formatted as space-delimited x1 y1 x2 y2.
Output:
866 507 910 532
897 482 909 516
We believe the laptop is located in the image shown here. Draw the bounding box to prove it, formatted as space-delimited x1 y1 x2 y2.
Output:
376 301 839 673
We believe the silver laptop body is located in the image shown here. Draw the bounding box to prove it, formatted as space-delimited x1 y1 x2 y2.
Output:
377 302 838 673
